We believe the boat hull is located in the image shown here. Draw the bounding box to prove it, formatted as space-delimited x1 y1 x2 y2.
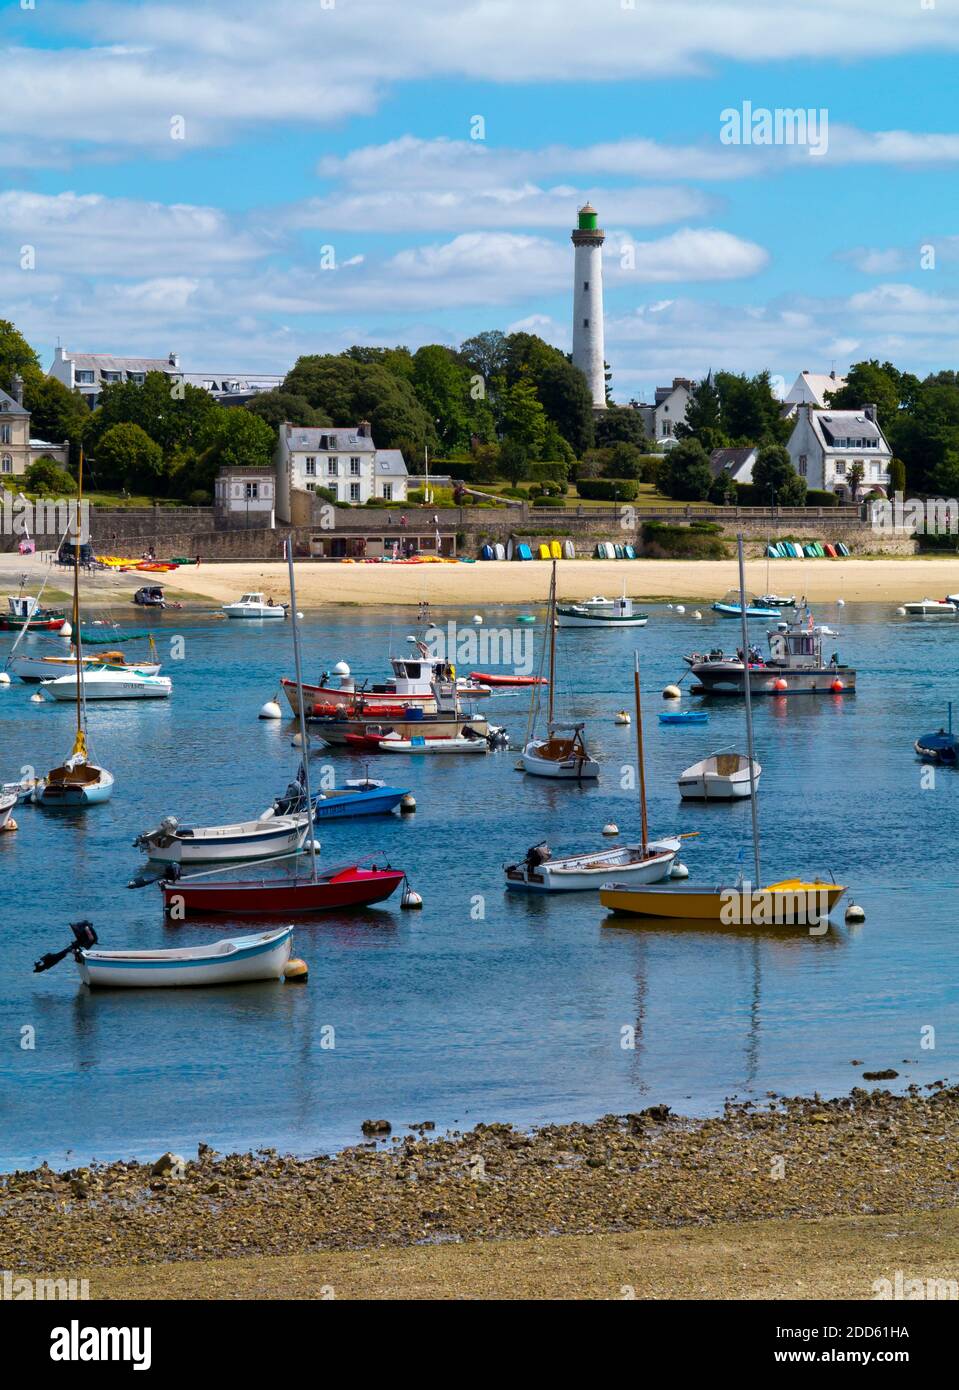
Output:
36 768 115 806
506 841 678 892
222 606 286 619
161 867 405 916
0 615 66 632
556 610 648 627
14 656 161 683
313 714 487 746
138 818 309 864
311 787 407 818
42 674 172 700
689 662 856 694
600 880 845 923
521 744 600 779
78 928 293 988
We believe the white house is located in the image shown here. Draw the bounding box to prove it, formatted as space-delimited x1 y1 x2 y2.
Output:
274 420 408 522
49 348 181 408
636 377 693 446
214 467 276 527
708 446 758 486
787 403 892 500
782 369 847 416
1 376 70 478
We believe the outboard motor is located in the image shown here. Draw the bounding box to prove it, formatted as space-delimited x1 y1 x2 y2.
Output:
34 921 98 974
525 842 551 871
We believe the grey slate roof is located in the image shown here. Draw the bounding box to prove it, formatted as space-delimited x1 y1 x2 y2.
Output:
67 354 175 375
708 446 756 480
814 411 886 450
0 387 28 416
374 449 408 476
285 425 375 453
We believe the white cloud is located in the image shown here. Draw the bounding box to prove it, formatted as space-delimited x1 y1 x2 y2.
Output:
5 2 959 156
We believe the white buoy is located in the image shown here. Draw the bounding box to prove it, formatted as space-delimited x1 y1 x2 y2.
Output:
837 598 845 608
303 838 322 853
693 610 702 620
400 793 416 814
296 611 304 620
615 709 630 725
30 692 44 703
333 660 350 677
602 823 619 837
292 731 304 747
0 672 10 686
662 684 681 700
473 614 483 625
675 604 685 614
259 694 282 719
401 886 423 910
60 620 72 638
895 606 906 616
845 902 866 924
666 603 674 610
670 862 689 879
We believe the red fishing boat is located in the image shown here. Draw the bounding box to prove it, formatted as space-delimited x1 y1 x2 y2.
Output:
469 671 548 687
0 595 66 631
161 862 406 916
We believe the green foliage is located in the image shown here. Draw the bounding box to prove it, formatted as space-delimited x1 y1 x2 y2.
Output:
708 470 738 505
887 457 907 494
84 370 218 460
752 443 807 506
527 459 569 487
498 437 531 486
676 373 726 453
0 318 42 396
530 494 567 507
283 355 436 459
642 521 728 559
245 390 330 429
804 489 839 507
607 441 644 479
24 375 89 445
24 457 75 495
714 370 789 446
594 407 651 451
411 345 473 452
93 422 165 492
659 439 713 501
576 478 640 501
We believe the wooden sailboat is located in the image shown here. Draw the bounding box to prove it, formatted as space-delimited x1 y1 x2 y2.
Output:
600 536 845 926
35 453 115 807
505 651 678 890
160 538 406 916
521 561 599 780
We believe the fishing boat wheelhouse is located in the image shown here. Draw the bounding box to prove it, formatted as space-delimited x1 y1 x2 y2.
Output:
686 607 856 694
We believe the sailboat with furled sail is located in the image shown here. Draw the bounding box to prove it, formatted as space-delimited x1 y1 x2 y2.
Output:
521 560 599 780
600 536 845 926
35 453 114 807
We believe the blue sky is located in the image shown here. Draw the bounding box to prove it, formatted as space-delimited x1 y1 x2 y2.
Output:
2 0 959 402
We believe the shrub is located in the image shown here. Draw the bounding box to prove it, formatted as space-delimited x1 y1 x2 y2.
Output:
804 489 839 507
528 459 569 487
641 521 728 560
187 489 211 506
576 478 640 501
530 494 567 507
24 457 75 496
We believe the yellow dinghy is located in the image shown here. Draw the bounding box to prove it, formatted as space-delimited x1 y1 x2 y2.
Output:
599 878 845 925
549 540 562 559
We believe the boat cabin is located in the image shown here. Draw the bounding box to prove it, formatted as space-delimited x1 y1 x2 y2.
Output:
7 594 39 618
767 616 829 669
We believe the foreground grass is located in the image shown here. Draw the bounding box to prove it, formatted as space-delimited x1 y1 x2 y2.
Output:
77 1209 959 1301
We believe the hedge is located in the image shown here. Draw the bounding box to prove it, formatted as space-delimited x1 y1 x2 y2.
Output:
805 489 839 507
576 478 640 501
528 460 570 486
642 521 728 560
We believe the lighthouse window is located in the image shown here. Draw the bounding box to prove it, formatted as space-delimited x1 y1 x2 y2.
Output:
583 318 589 328
583 280 589 291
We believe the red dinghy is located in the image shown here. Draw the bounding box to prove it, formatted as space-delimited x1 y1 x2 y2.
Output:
469 671 548 687
161 863 405 917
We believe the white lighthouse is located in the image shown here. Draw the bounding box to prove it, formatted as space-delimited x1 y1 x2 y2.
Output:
571 203 607 410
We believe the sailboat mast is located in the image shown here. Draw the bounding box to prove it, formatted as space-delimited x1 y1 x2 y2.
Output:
546 560 557 725
286 536 317 884
633 651 649 853
73 450 85 743
737 534 761 885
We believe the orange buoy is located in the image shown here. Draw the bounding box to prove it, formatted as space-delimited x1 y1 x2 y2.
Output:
773 678 788 692
831 679 844 692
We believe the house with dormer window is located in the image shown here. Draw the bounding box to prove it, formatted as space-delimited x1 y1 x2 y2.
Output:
274 420 408 521
787 403 892 500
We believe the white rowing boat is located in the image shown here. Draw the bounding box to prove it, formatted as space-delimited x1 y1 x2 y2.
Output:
677 752 762 801
505 837 679 891
134 813 311 863
78 928 293 988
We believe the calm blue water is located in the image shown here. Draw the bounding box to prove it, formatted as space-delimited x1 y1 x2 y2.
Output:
1 598 957 1170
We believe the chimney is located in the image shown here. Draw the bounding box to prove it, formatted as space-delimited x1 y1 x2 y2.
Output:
168 351 179 369
830 370 836 380
11 372 23 407
863 403 877 422
358 419 371 438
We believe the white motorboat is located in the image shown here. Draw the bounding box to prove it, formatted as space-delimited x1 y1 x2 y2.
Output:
556 591 648 627
34 921 294 989
42 667 172 700
134 812 311 863
505 837 679 892
379 732 488 754
0 789 17 829
521 561 600 780
902 598 957 616
677 752 762 800
12 651 161 683
222 592 288 619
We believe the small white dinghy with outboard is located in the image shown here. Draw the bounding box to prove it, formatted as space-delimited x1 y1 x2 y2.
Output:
34 921 296 988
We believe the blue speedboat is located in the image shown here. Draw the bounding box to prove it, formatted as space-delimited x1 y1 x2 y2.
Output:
712 589 781 619
659 711 709 726
915 703 959 764
274 774 408 819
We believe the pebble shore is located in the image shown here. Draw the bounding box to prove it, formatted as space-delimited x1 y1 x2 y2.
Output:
2 1087 957 1274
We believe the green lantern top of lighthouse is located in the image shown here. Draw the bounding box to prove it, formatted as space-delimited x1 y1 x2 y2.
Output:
577 203 598 231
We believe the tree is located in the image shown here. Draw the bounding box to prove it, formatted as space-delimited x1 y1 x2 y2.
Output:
84 371 217 458
188 409 276 494
283 355 436 458
499 374 547 458
752 444 807 506
659 439 713 501
594 406 650 450
715 370 789 446
676 373 727 454
411 345 472 452
708 470 738 505
534 358 594 456
498 439 529 486
825 360 902 424
608 442 644 479
0 318 42 397
93 422 165 492
24 457 75 495
245 390 330 429
887 456 907 495
23 375 89 448
459 331 508 384
847 461 865 501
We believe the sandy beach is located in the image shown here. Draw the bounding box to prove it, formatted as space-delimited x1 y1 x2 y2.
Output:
4 551 959 609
